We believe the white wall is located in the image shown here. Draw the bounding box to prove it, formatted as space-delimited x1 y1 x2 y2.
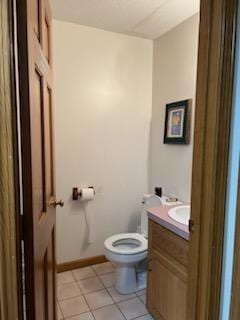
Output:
150 14 199 202
53 21 153 263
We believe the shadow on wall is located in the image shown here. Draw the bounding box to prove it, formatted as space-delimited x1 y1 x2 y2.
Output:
149 14 199 202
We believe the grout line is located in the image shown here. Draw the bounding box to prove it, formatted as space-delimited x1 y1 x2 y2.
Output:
135 295 148 307
75 275 105 295
106 287 137 303
75 279 83 295
81 293 97 320
91 302 128 320
72 270 97 282
80 287 106 295
95 270 114 289
132 315 152 320
115 301 128 320
88 298 115 311
57 301 64 320
116 296 149 320
57 293 84 303
77 263 114 320
57 280 76 286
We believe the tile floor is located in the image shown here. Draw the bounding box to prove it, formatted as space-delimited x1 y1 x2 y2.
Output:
57 262 154 320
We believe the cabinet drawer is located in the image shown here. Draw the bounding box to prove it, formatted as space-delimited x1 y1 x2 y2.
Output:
150 220 189 267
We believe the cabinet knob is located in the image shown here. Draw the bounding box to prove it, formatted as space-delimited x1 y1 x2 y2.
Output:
189 219 196 233
148 259 152 272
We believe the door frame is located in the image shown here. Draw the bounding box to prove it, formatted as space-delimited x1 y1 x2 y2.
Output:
188 0 238 319
11 0 239 319
0 0 24 319
230 166 240 319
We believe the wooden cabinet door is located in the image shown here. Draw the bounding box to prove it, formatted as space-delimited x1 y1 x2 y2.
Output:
17 0 61 319
148 249 187 320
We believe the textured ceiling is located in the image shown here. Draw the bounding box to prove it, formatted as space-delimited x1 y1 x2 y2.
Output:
50 0 200 39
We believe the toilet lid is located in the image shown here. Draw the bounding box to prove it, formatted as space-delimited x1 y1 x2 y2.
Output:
104 233 148 255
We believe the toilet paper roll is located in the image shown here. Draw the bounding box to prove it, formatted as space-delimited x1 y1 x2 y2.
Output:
80 188 94 202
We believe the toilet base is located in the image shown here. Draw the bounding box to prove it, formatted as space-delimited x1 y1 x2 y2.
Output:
115 265 138 294
115 267 147 294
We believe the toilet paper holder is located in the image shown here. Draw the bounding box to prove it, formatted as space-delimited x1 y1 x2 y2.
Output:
72 186 95 200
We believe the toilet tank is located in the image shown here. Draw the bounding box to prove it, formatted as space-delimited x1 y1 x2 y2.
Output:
140 194 163 238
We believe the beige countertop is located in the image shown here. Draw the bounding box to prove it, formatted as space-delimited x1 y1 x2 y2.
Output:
147 204 190 241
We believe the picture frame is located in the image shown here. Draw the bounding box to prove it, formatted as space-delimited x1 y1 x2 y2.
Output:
163 99 191 144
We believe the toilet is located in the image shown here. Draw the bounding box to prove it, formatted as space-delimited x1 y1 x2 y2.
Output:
104 194 163 294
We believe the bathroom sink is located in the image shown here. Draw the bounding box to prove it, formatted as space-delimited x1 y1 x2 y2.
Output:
168 205 190 226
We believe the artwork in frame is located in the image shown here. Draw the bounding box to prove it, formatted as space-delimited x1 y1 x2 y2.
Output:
164 99 192 144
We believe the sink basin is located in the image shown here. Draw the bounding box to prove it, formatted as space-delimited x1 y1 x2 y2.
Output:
168 205 190 226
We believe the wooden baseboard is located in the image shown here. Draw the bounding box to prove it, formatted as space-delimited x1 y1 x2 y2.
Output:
57 255 107 273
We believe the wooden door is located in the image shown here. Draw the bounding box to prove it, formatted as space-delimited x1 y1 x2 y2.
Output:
17 0 63 319
187 0 238 319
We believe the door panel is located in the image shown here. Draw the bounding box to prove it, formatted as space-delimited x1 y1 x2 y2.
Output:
33 0 41 40
32 70 45 217
43 15 50 61
45 86 54 200
17 0 58 319
42 0 52 64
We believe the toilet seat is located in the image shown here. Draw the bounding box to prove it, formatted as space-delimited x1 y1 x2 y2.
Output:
104 233 147 255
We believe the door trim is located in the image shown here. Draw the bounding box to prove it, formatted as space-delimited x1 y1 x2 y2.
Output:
230 165 240 319
57 255 107 273
188 0 238 319
12 0 239 318
1 0 24 319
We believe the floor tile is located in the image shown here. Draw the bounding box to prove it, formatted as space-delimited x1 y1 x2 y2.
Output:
58 282 82 300
93 262 115 275
59 296 89 318
92 304 125 320
78 276 104 294
84 289 114 310
107 287 136 303
57 271 75 284
65 312 95 320
136 289 146 297
117 297 148 320
98 273 115 288
139 293 146 305
72 266 96 280
57 303 63 320
135 315 154 320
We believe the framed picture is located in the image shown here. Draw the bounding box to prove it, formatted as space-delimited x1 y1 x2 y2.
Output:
164 99 191 144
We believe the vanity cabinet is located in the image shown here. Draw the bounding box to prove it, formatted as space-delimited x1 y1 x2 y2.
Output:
147 220 189 320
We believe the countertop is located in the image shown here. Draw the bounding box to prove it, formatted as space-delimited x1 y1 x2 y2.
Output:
147 205 190 241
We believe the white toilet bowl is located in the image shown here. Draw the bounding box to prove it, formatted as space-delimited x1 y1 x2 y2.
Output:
104 194 163 294
104 233 147 294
